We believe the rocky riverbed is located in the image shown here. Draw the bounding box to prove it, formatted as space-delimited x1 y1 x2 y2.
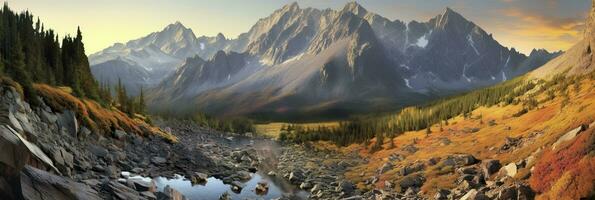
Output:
0 80 369 200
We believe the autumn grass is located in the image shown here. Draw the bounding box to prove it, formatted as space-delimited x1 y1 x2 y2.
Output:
331 76 595 197
255 121 340 139
34 84 177 143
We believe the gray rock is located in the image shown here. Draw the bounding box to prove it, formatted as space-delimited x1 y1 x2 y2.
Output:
481 159 501 177
20 165 101 200
380 162 393 174
113 130 128 140
288 170 304 184
552 124 588 150
157 185 186 200
336 180 355 194
501 163 517 177
399 174 425 189
299 182 312 190
191 172 208 184
0 125 56 172
230 181 245 192
79 126 92 139
129 179 155 192
56 110 78 138
150 157 166 165
237 171 251 180
140 191 157 200
400 163 424 176
460 189 489 200
434 189 450 200
88 145 109 159
256 181 269 193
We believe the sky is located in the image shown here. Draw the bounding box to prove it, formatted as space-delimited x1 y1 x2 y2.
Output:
5 0 591 55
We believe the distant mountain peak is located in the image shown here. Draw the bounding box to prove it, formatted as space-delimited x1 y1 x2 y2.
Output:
216 33 226 41
343 1 368 16
164 21 188 32
281 2 300 12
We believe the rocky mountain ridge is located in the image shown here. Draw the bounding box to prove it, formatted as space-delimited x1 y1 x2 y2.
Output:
145 2 559 118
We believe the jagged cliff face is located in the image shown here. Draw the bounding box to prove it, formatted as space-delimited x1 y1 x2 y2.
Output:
92 2 560 118
530 0 595 79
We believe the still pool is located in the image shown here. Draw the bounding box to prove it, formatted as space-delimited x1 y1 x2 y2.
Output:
149 172 308 200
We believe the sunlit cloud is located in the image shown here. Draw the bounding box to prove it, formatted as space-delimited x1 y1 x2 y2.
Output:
494 7 586 53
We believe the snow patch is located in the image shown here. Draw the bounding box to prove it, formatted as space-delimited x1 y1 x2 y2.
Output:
413 30 432 48
400 64 410 70
404 78 412 89
467 34 480 56
462 64 472 82
282 53 305 64
501 71 507 81
415 35 428 48
491 76 495 80
200 42 205 50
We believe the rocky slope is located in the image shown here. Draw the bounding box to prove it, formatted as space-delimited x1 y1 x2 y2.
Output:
146 2 558 118
0 82 274 199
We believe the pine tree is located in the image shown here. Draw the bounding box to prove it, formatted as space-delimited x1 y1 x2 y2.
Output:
138 86 146 114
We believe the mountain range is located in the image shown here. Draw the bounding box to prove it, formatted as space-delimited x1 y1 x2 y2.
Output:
89 2 561 118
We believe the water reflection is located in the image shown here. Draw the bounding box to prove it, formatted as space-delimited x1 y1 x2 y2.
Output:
153 172 307 200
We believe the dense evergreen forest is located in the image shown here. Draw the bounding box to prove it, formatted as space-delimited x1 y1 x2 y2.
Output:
0 3 148 117
280 76 543 146
0 3 100 103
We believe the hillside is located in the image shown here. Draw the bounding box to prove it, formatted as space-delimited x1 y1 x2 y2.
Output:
328 72 595 199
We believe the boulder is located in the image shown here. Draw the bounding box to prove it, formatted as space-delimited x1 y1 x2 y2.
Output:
379 162 393 174
288 170 304 184
237 171 251 180
157 185 186 200
191 172 208 184
453 154 479 166
434 189 450 200
336 180 355 194
21 166 100 200
150 157 167 165
87 145 109 159
112 130 128 140
460 189 489 200
299 182 312 190
457 166 478 175
256 181 269 193
497 183 535 200
552 124 588 150
56 110 78 138
0 125 56 172
481 159 501 177
129 179 155 192
400 163 424 176
501 163 517 177
106 181 140 200
399 174 425 189
140 191 157 200
230 181 245 192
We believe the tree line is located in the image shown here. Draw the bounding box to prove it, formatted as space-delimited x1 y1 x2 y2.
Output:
0 3 101 104
280 76 538 146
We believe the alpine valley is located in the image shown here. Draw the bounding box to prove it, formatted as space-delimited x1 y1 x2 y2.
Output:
1 1 594 200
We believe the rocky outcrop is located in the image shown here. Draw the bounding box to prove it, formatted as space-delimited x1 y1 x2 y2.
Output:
21 165 101 200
